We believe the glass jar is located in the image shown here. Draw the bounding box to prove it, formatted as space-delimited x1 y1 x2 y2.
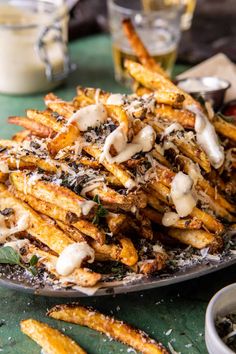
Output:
0 0 75 95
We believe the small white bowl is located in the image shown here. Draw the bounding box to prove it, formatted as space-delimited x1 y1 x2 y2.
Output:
205 283 236 354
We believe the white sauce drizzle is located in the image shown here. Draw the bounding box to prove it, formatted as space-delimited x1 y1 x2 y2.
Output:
187 105 224 168
170 172 196 217
0 211 29 243
0 161 9 173
80 181 103 197
4 239 29 252
100 125 156 164
162 212 180 227
78 200 96 216
106 93 124 106
67 103 107 131
162 123 183 137
56 242 95 276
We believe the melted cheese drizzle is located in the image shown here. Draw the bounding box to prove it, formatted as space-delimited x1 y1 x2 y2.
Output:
162 123 183 137
4 239 29 252
170 172 196 217
100 125 156 164
187 105 224 168
78 200 96 216
106 94 124 106
162 212 180 227
67 103 107 131
0 212 29 243
0 161 9 173
56 242 95 276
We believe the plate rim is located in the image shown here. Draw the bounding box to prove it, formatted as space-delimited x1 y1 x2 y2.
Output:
0 255 235 297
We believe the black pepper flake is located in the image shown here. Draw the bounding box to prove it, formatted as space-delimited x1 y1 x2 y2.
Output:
0 208 14 216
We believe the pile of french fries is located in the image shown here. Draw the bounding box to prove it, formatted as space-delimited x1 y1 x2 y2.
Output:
0 19 235 290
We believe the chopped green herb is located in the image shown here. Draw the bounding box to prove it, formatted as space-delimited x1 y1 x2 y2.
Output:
92 195 108 225
0 246 38 276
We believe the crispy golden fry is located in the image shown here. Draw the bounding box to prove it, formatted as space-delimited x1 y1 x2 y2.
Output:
151 148 171 168
125 60 197 108
190 208 224 234
213 115 236 142
0 172 8 183
47 122 80 156
154 105 195 129
167 228 221 251
12 188 105 244
122 18 168 78
55 220 86 242
84 145 136 190
176 155 235 213
48 304 168 354
135 85 153 96
118 237 138 266
26 109 65 132
148 118 211 172
44 93 75 118
12 130 32 142
139 247 167 274
92 236 138 267
0 154 57 173
27 244 101 287
0 187 73 254
142 207 202 229
88 185 147 211
105 105 129 134
10 171 97 219
106 212 127 234
21 319 87 354
0 139 17 148
8 116 54 138
154 92 185 109
149 181 224 234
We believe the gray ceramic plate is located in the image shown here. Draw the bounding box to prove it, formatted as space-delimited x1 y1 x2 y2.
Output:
0 254 235 297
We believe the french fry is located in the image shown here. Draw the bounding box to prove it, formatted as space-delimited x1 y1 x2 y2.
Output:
12 188 105 244
154 105 195 129
47 122 80 156
84 145 137 190
26 109 65 132
105 105 129 134
167 228 221 251
21 319 87 354
142 207 202 229
55 220 86 242
48 304 168 354
154 92 185 109
122 18 168 78
44 93 75 118
8 116 54 138
213 115 236 142
10 171 97 219
125 60 197 108
0 187 73 254
12 130 32 142
27 244 101 287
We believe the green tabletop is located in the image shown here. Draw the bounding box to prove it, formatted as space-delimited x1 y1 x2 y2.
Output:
0 34 235 354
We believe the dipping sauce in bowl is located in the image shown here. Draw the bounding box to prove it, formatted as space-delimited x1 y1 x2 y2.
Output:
177 76 231 110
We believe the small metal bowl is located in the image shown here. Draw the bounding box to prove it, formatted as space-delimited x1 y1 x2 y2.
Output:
205 283 236 354
177 76 231 111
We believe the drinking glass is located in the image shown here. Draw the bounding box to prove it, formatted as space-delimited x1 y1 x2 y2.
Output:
142 0 197 30
107 0 183 86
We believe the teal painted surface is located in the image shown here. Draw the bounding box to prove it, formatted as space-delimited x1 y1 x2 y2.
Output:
0 33 234 354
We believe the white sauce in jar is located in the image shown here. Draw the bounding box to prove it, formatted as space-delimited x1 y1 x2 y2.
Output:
170 172 196 217
56 242 95 276
0 2 68 94
178 77 228 93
